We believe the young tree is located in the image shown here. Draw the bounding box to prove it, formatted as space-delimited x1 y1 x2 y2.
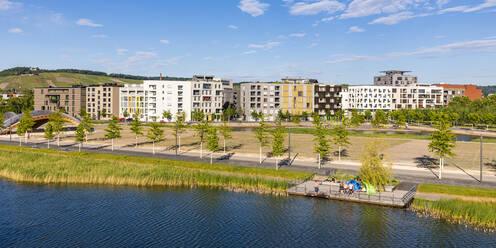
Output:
173 112 186 153
302 111 309 122
428 119 456 179
325 110 332 121
219 121 232 154
104 115 122 151
123 109 129 120
146 121 164 155
333 123 350 161
206 126 220 164
313 115 330 169
251 110 260 121
49 109 65 146
17 110 34 145
292 115 301 124
271 118 285 170
101 108 107 119
162 110 172 122
44 123 55 148
75 123 85 152
335 110 344 123
359 140 392 192
254 114 270 164
129 112 143 148
372 110 388 128
364 110 372 122
81 111 94 143
194 119 210 159
350 109 365 126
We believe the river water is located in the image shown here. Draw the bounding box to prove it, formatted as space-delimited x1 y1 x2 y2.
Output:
1 180 495 247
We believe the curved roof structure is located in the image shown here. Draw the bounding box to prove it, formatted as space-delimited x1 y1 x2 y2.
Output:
1 110 81 135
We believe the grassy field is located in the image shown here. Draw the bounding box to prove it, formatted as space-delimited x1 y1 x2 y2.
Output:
417 183 496 198
412 198 496 231
0 72 141 91
0 145 313 194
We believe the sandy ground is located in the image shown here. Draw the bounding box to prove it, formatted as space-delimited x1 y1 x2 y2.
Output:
19 123 496 173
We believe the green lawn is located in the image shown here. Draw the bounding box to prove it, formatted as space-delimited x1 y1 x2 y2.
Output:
417 183 496 198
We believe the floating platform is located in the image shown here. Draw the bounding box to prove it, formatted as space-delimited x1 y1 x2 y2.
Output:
287 181 416 208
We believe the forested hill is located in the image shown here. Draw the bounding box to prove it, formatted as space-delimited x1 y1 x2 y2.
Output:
480 86 496 96
0 67 190 92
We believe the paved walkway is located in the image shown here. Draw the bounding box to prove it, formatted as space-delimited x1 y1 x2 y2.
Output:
1 136 495 189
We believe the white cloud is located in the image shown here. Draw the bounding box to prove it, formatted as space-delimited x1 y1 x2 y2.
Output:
347 26 365 33
313 16 335 27
228 24 238 29
160 40 169 44
341 0 422 19
369 11 429 25
127 51 157 63
8 28 22 33
438 5 469 14
76 18 103 27
325 55 375 64
154 56 184 67
248 41 281 50
117 49 128 55
309 42 318 48
289 33 306 37
464 0 496 12
0 0 20 10
203 56 213 60
436 0 450 7
50 13 65 25
243 50 257 55
289 0 345 15
91 34 108 38
238 0 269 17
388 39 496 57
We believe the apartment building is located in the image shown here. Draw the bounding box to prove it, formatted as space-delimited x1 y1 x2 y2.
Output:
120 81 192 122
392 85 443 109
120 75 228 122
86 83 120 120
313 84 342 116
434 84 482 104
341 86 393 111
239 78 319 121
239 82 282 121
34 85 86 118
341 85 443 112
374 70 418 86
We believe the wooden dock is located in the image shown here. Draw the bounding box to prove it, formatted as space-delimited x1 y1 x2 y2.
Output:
287 181 416 208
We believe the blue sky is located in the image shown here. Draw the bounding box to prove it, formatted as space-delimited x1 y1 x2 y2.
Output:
1 0 496 85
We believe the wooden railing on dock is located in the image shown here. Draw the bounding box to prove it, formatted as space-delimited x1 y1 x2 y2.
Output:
287 181 417 208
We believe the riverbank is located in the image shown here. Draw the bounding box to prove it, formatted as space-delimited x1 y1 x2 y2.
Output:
0 145 313 195
412 183 496 231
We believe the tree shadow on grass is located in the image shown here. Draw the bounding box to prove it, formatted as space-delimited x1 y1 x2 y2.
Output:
485 160 496 173
414 155 438 169
332 149 349 158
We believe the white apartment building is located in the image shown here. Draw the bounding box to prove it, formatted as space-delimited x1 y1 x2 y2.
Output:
342 84 444 112
120 80 192 122
391 85 444 109
341 86 393 111
120 76 228 122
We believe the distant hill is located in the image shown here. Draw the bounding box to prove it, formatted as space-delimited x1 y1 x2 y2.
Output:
0 67 190 92
480 86 496 96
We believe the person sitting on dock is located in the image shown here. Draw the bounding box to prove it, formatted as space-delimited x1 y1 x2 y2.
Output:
339 182 345 194
347 183 354 195
314 182 319 196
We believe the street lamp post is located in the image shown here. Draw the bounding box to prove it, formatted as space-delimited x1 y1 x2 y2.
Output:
288 127 291 160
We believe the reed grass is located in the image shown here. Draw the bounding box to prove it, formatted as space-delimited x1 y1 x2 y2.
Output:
418 184 496 198
0 145 313 194
412 198 496 231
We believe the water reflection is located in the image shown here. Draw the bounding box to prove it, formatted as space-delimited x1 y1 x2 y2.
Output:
1 180 495 247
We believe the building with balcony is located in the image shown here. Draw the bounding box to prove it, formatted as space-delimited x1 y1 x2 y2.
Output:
86 83 120 120
34 85 86 118
374 70 418 86
313 84 342 116
433 84 482 104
